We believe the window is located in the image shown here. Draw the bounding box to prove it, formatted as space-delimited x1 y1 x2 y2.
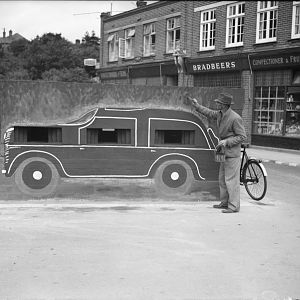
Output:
226 2 245 47
119 28 135 59
256 1 278 43
108 33 119 62
143 23 156 56
166 16 180 53
253 86 285 135
200 9 216 51
292 1 300 39
154 130 195 145
87 128 131 145
194 72 241 87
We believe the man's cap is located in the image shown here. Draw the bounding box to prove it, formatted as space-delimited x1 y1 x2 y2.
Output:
214 93 234 105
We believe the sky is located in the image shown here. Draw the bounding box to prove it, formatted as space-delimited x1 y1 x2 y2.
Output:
0 1 155 43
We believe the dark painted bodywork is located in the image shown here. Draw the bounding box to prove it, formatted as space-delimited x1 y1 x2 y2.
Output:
3 107 219 182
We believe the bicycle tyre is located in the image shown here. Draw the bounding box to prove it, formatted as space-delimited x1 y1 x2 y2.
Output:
242 160 267 201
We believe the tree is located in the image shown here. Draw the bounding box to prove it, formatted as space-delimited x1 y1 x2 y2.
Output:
9 39 29 57
0 31 100 82
24 33 77 79
81 31 100 46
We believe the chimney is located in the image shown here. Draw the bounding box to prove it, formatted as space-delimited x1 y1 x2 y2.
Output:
136 0 147 8
9 30 12 37
101 12 111 20
3 28 6 38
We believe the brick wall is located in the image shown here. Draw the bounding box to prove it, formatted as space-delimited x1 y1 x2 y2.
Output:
102 1 185 68
241 70 254 142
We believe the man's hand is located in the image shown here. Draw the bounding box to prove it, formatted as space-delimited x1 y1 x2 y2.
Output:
185 96 198 107
216 139 227 151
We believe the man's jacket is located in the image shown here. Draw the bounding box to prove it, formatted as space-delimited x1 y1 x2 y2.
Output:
194 105 247 158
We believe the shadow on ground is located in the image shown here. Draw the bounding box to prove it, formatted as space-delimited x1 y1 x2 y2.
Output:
0 175 219 202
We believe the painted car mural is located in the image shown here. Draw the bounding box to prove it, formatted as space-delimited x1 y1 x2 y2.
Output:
2 107 220 197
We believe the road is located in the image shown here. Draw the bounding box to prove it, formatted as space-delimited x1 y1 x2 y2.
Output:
0 162 299 300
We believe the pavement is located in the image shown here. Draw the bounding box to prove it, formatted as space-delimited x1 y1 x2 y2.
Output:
247 145 300 168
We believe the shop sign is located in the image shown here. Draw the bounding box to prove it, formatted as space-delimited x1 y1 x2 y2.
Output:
250 51 300 70
100 70 128 79
186 58 243 74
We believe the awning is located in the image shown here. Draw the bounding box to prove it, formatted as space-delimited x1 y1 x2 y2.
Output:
107 34 115 42
127 28 135 37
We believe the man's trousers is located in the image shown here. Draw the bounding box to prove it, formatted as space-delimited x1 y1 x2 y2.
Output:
218 156 241 212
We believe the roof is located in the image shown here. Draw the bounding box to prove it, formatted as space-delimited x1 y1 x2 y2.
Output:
0 33 28 45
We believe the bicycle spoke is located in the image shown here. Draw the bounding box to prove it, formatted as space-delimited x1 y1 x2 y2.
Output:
242 160 267 201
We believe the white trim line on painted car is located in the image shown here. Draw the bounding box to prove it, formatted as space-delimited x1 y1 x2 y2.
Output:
7 150 205 180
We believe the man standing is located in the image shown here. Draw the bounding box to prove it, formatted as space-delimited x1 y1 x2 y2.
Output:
186 93 247 213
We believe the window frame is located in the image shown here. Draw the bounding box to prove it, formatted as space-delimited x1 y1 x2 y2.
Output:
226 2 245 48
118 28 135 59
166 16 181 53
199 8 216 51
143 22 156 56
125 27 135 59
256 1 278 44
108 33 119 62
292 1 300 39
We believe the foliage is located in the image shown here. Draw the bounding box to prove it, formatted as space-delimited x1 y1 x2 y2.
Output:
41 68 91 82
81 31 100 46
0 32 99 82
9 39 29 56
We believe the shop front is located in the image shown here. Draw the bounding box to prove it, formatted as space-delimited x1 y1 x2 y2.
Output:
186 54 249 88
249 47 300 150
98 60 178 86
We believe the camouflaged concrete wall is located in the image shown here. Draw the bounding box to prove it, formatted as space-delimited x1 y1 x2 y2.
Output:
0 80 245 143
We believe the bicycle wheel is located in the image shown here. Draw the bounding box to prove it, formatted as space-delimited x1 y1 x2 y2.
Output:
242 160 267 201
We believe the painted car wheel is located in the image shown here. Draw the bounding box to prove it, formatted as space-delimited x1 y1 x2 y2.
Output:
15 157 60 198
154 160 194 196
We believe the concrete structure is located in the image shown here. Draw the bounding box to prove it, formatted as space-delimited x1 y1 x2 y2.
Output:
98 1 300 150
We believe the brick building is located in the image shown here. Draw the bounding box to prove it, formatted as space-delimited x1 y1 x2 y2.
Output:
98 1 300 150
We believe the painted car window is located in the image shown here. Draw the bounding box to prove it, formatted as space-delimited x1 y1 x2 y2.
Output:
87 128 131 145
14 126 62 143
150 119 209 148
154 130 195 145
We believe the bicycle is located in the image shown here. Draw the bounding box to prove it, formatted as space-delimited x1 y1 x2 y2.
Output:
240 143 267 201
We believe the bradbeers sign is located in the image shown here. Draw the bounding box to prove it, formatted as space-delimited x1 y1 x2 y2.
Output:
186 56 245 73
192 61 236 72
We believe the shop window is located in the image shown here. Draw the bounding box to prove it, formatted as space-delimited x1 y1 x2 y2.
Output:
166 16 181 53
256 1 278 43
154 130 195 146
253 86 285 135
226 2 245 47
143 23 156 56
199 9 216 51
87 128 132 145
194 72 241 87
286 92 300 137
291 1 300 39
